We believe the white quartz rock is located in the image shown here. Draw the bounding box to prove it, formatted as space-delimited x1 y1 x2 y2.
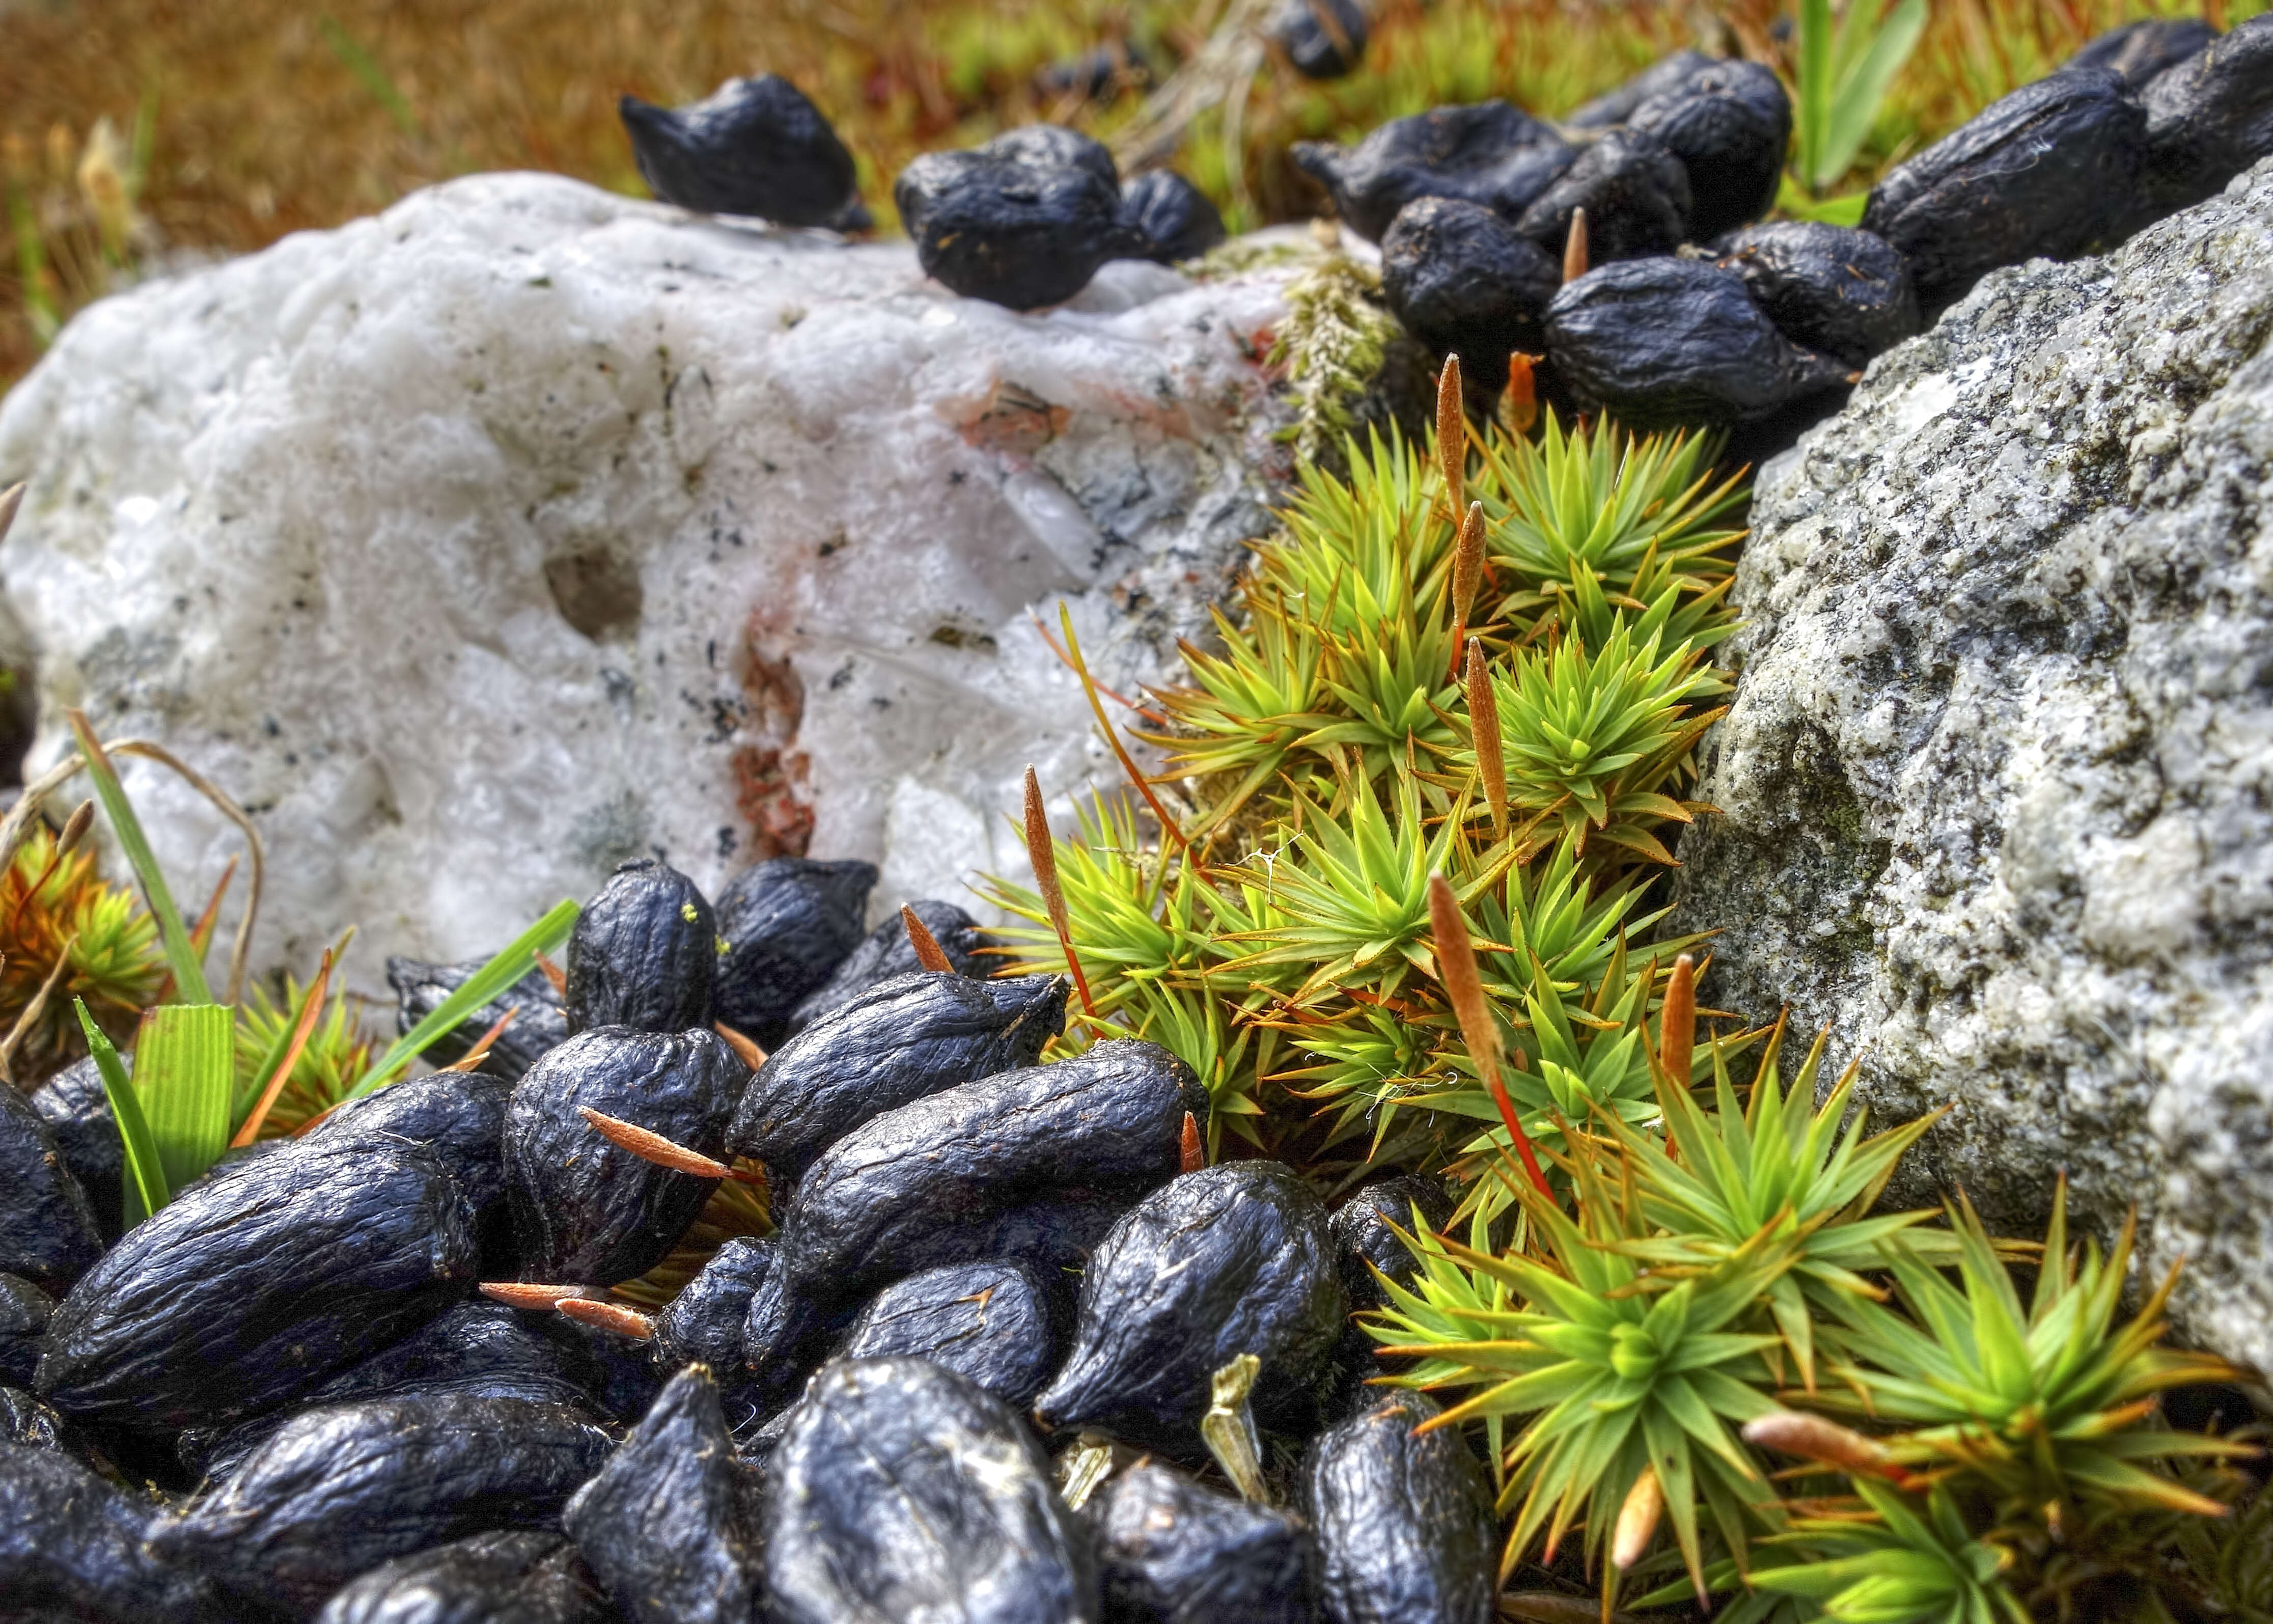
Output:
0 172 1300 989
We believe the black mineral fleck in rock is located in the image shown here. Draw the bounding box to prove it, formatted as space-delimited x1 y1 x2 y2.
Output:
387 957 567 1084
2139 15 2273 218
564 1366 761 1624
766 1356 1097 1624
315 1530 617 1624
1293 101 1574 242
730 970 1067 1181
1564 48 1717 129
29 1052 126 1238
1514 127 1692 263
1380 196 1561 383
1714 219 1920 368
842 1260 1061 1408
1268 0 1368 80
743 1040 1203 1370
1118 170 1229 263
2 1382 69 1448
1329 1174 1454 1312
154 1393 615 1617
1626 59 1790 241
0 1440 227 1623
896 127 1141 310
1036 1160 1345 1450
713 857 877 1047
1545 256 1852 429
566 859 718 1037
0 1077 103 1296
0 1273 54 1386
35 1141 479 1431
1093 1459 1320 1623
2066 16 2220 87
506 1027 745 1286
786 898 994 1034
179 1298 606 1484
620 73 863 228
1862 66 2147 314
1304 1391 1498 1624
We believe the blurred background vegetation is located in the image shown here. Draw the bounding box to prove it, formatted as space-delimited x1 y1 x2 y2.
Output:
0 0 2262 389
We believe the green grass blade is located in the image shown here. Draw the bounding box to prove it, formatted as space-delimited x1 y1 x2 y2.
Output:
349 898 579 1097
76 997 167 1225
1796 0 1835 191
133 1002 237 1194
67 710 211 1005
1822 0 1929 186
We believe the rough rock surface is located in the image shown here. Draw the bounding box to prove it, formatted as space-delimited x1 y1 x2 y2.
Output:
0 173 1300 986
1671 161 2273 1369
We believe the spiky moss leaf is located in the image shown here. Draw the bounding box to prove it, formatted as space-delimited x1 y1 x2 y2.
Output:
1215 767 1508 1007
1470 406 1745 596
1736 1480 2031 1624
1598 1020 1956 1394
0 823 164 1074
232 973 379 1138
1368 1148 1790 1596
1815 1184 2252 1527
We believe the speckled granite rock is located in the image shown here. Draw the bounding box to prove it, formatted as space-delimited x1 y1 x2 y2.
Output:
1671 160 2273 1369
0 174 1305 989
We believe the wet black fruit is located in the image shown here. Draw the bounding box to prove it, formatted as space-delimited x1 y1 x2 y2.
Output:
729 970 1067 1181
653 1236 775 1386
1036 1161 1344 1449
713 857 876 1047
29 1052 126 1238
1862 66 2147 314
2 1383 69 1448
506 1027 745 1286
1713 220 1921 368
843 1260 1061 1408
1626 59 1790 240
1545 256 1853 429
565 859 718 1037
316 1530 617 1624
0 1077 103 1295
1565 49 1717 129
1304 1391 1498 1624
0 1441 227 1623
154 1393 615 1616
767 1356 1097 1624
565 1366 760 1624
1092 1459 1320 1623
1268 0 1368 80
786 898 993 1034
1 1273 54 1386
1119 170 1229 263
896 127 1142 310
35 1141 479 1431
744 1040 1203 1369
988 124 1121 185
2139 15 2273 217
387 957 568 1084
307 1075 514 1270
619 74 863 228
2066 16 2220 87
1380 197 1561 381
1330 1175 1454 1312
1292 102 1574 243
1514 127 1692 263
179 1298 606 1483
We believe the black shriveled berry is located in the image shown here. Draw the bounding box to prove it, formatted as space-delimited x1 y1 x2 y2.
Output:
1293 101 1573 243
1514 127 1693 263
1714 220 1921 368
619 74 865 229
1626 59 1791 241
